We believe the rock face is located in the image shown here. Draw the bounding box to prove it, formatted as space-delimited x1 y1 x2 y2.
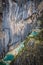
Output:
2 0 37 52
0 0 2 14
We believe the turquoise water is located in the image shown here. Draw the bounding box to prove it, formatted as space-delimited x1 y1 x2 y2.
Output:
30 31 39 36
0 61 6 65
3 54 14 61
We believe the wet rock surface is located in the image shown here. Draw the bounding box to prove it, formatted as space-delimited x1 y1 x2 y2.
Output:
2 0 37 52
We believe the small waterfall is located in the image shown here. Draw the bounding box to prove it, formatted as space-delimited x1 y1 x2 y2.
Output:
2 0 37 52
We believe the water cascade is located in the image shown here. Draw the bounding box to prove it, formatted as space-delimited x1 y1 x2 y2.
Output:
2 0 37 52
